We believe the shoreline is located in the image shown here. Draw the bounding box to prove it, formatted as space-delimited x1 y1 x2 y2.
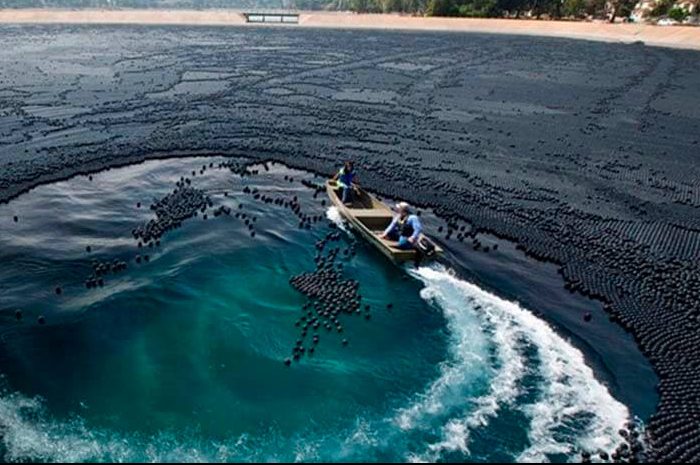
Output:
0 9 698 51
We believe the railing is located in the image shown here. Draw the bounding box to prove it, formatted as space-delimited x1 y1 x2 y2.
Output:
243 10 299 24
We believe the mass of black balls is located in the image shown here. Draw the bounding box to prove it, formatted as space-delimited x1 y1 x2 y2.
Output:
132 182 210 244
222 159 256 177
79 163 260 293
581 421 647 463
84 258 128 289
242 185 324 230
2 33 700 462
286 230 369 364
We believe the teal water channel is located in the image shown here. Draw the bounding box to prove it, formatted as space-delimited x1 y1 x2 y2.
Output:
0 157 633 462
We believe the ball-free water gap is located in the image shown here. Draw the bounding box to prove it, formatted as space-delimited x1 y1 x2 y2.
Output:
0 155 646 462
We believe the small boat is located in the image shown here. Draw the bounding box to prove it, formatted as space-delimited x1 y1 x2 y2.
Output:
326 180 442 262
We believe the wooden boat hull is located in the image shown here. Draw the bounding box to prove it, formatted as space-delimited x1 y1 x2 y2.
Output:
326 180 442 262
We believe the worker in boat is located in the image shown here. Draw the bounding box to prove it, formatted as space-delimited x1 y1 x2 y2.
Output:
331 161 357 205
380 201 422 250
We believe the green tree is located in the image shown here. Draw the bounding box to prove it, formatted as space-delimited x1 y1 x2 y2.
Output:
426 0 457 16
609 0 637 22
402 0 426 13
455 0 500 16
668 6 690 21
525 0 564 18
563 0 586 17
380 0 401 11
584 0 606 17
349 0 381 11
649 0 673 16
499 0 528 17
529 0 548 18
549 0 564 18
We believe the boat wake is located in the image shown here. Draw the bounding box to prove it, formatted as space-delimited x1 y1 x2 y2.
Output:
402 265 630 462
325 206 350 233
0 264 630 463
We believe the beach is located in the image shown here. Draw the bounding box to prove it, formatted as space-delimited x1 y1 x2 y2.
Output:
0 9 699 50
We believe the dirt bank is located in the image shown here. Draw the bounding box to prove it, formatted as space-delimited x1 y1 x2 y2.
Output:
0 9 699 50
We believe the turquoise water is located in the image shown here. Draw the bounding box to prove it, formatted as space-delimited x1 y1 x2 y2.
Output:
0 157 631 462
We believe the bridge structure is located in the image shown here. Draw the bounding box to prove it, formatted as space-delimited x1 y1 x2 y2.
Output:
242 9 299 24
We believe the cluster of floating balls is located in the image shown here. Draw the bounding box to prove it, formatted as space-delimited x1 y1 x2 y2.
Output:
130 165 260 255
285 231 376 365
56 162 258 307
439 221 499 254
85 258 128 289
581 421 646 463
132 183 210 245
242 186 324 230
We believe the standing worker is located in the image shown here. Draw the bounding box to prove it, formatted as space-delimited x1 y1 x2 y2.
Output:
379 202 422 250
331 161 357 206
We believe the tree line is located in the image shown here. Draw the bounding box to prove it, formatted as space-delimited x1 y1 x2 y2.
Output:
328 0 632 20
295 0 698 21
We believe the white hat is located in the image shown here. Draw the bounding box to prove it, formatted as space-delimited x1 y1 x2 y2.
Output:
395 201 411 212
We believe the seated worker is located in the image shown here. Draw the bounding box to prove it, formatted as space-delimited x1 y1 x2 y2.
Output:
380 202 422 250
331 161 357 205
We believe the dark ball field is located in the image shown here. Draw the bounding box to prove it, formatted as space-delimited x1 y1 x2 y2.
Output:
1 24 699 461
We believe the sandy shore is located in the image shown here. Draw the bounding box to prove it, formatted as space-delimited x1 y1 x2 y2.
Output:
0 9 247 27
0 9 699 51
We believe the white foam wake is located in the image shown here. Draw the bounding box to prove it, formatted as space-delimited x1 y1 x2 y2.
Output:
0 390 128 462
395 268 492 436
325 206 350 233
404 265 630 463
0 262 631 463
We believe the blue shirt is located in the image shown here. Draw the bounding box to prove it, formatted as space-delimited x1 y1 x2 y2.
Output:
384 214 422 242
338 167 355 187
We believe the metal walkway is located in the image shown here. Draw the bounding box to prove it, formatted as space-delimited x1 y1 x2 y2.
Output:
243 10 299 24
